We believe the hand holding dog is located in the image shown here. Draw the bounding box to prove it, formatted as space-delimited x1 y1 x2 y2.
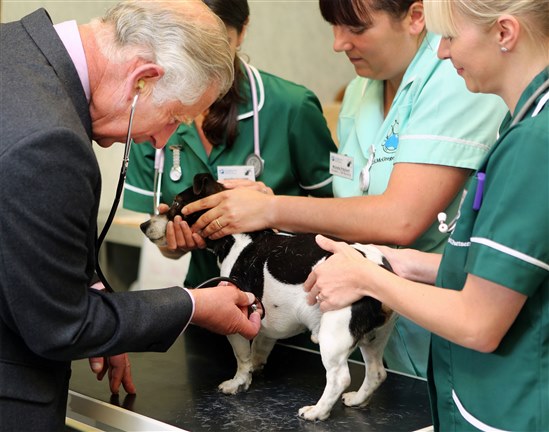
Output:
156 203 208 257
189 283 261 340
88 353 136 395
304 235 383 312
182 185 274 240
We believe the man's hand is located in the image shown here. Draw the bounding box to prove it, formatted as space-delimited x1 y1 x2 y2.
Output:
89 353 136 395
189 283 262 340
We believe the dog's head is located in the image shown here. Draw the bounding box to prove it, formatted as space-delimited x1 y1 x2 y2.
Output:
140 173 225 246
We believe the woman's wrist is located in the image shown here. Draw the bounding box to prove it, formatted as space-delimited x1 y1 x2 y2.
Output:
264 194 280 229
397 248 440 284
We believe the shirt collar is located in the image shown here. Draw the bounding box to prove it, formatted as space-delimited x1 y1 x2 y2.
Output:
54 20 90 102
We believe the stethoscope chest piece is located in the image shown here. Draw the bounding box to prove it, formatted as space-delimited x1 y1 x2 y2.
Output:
245 152 264 178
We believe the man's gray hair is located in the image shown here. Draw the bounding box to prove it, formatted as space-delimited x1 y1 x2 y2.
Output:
96 0 234 105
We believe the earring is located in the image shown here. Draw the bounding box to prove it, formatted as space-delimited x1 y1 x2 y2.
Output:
500 46 509 53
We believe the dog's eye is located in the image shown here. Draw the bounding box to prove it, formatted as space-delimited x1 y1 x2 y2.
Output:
172 201 181 208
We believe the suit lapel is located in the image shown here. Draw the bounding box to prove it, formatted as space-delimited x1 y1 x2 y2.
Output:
21 8 92 140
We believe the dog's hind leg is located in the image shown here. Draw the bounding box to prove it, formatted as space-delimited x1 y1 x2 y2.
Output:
218 334 253 394
251 333 277 373
298 308 354 421
342 313 396 407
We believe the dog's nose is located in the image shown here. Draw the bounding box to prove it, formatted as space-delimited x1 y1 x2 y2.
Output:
140 220 151 234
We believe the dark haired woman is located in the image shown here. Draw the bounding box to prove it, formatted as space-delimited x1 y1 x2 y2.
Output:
124 0 337 287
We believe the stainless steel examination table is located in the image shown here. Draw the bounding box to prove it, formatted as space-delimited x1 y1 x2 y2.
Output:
67 325 433 431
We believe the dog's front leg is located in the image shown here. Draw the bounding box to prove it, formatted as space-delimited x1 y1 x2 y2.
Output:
250 333 277 373
298 308 354 421
218 334 254 394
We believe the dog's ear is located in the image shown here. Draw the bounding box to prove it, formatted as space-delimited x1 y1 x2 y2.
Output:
192 173 214 195
192 173 225 196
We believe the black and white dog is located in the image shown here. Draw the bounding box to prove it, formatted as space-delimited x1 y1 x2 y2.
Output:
140 173 396 421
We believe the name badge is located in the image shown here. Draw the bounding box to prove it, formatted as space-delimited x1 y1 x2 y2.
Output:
217 165 256 181
329 152 354 180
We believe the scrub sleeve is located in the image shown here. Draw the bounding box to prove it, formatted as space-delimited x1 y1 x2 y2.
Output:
334 32 507 377
430 68 548 431
124 65 336 287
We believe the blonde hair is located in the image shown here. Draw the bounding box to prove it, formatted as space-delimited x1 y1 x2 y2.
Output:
424 0 549 51
94 0 234 106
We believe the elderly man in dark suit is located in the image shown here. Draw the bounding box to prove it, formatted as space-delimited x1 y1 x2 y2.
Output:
0 0 261 429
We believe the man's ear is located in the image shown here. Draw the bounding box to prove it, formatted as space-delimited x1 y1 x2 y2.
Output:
495 14 520 51
125 63 164 101
408 1 425 36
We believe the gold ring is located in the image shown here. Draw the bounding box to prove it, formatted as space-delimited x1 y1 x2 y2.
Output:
214 219 223 230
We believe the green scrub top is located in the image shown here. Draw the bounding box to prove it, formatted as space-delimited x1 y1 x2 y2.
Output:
124 62 336 287
335 32 508 377
430 68 548 432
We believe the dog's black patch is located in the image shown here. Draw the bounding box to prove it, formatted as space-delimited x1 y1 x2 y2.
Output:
260 232 330 284
350 298 386 342
215 232 329 301
208 235 236 268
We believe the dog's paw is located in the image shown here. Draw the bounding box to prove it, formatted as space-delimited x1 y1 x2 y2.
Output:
218 377 251 395
342 391 370 407
298 405 330 422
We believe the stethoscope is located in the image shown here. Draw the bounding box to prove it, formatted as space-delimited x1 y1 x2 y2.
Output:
96 87 141 292
438 77 549 233
152 61 263 211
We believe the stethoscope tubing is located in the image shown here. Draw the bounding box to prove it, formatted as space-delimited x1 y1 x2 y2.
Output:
243 61 260 158
96 92 140 292
510 77 549 127
153 148 165 214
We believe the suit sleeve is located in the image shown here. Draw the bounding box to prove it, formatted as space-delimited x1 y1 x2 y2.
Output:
0 128 192 361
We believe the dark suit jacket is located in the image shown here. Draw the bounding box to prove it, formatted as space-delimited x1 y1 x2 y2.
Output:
0 9 193 430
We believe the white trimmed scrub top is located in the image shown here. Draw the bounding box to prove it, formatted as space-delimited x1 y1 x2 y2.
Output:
430 67 548 432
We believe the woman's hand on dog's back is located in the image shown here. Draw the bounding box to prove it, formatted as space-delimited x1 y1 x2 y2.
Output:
188 283 261 340
182 186 275 240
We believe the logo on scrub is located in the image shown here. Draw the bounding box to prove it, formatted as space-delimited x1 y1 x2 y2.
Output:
382 120 399 153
